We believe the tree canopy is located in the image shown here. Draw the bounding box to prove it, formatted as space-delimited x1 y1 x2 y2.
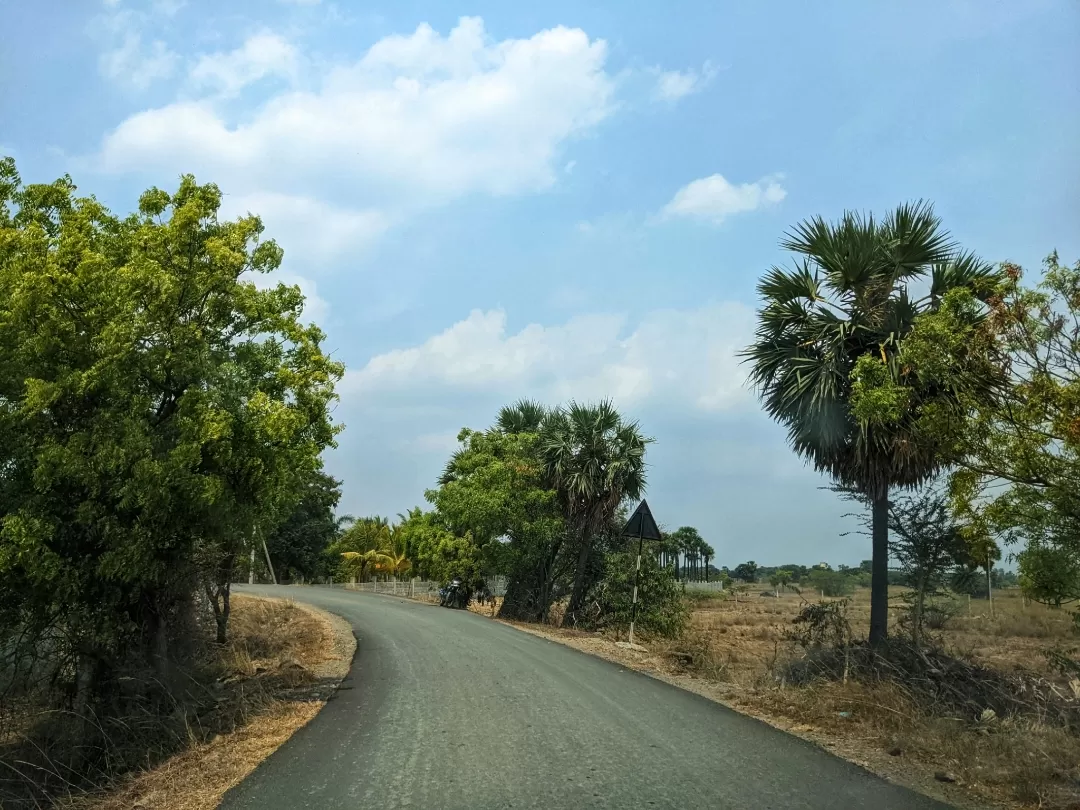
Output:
0 158 342 691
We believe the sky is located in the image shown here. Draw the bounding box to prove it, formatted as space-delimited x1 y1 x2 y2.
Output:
1 0 1078 567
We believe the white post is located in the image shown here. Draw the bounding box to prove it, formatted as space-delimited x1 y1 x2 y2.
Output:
249 547 255 585
629 550 642 646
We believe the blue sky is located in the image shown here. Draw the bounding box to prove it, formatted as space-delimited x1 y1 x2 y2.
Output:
2 0 1077 566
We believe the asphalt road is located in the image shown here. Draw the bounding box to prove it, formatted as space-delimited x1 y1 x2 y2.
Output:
221 585 951 810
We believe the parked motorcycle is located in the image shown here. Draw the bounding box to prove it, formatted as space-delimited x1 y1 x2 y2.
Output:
439 577 470 609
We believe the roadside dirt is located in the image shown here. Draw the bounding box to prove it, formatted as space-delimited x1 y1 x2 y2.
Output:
66 595 356 810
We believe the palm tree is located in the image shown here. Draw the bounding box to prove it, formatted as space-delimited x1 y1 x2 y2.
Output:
496 398 549 434
542 400 651 623
740 202 998 644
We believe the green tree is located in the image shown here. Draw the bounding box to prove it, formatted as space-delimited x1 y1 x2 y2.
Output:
542 400 651 625
262 470 342 583
732 561 758 583
0 160 341 705
741 202 998 643
769 569 793 595
862 253 1080 608
808 568 855 597
432 426 564 618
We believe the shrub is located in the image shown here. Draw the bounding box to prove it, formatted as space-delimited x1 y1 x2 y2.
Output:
580 550 689 638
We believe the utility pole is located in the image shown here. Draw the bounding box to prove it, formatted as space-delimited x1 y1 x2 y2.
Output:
261 532 277 586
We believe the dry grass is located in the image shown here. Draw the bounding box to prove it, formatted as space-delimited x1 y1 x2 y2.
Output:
70 701 321 810
56 595 352 810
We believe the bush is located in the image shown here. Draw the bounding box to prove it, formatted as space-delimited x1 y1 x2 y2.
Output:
580 550 689 638
807 568 855 597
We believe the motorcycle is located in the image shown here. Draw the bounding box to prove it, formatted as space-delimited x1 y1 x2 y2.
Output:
439 577 470 609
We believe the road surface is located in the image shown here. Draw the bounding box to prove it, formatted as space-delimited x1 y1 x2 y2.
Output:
222 585 950 810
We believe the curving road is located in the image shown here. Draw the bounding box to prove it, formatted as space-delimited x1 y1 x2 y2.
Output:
222 585 950 810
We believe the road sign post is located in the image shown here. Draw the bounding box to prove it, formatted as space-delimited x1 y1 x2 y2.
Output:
622 500 662 646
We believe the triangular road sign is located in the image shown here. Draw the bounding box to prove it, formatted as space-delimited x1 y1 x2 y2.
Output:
622 500 662 541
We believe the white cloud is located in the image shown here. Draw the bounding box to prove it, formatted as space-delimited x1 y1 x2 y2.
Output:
189 32 299 97
220 191 390 264
660 173 787 225
652 61 718 102
344 302 754 413
98 17 615 205
153 0 186 15
94 6 179 90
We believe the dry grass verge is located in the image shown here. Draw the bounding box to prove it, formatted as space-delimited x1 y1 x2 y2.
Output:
59 595 355 810
497 588 1080 810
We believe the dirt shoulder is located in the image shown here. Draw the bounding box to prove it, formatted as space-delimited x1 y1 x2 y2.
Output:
68 595 355 810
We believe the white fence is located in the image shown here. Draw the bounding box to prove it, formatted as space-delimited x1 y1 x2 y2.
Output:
683 580 725 593
328 576 508 599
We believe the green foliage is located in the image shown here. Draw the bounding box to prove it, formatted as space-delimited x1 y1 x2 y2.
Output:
732 561 758 582
1018 542 1080 607
893 254 1080 607
849 353 911 428
394 508 482 586
426 400 652 624
429 426 563 599
540 400 651 618
263 470 342 582
0 159 341 692
807 568 855 597
582 545 689 639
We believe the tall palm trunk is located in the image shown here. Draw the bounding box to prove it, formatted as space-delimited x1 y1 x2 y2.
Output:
869 492 890 645
565 528 593 624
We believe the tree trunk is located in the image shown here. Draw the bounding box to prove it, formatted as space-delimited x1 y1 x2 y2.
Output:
564 529 593 625
913 583 925 647
869 492 890 645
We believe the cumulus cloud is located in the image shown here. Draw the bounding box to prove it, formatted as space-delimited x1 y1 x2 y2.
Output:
220 192 390 263
98 18 615 201
343 302 754 413
652 61 718 102
660 173 787 225
189 32 299 97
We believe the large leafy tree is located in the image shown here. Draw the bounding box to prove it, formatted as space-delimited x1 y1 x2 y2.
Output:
541 400 650 624
0 158 341 689
868 253 1080 607
432 425 564 619
741 202 998 643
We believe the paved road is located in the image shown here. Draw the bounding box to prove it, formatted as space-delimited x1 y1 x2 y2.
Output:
222 585 950 810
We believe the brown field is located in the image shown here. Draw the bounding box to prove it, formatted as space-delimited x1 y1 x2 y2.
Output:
503 586 1080 810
